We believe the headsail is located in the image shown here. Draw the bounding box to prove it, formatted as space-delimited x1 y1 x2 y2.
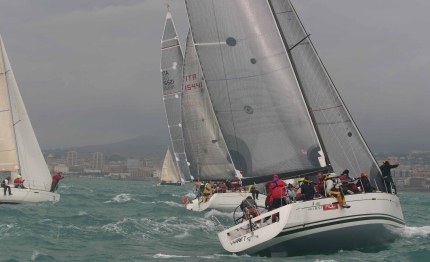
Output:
185 0 326 179
0 36 52 191
160 9 192 181
270 0 384 189
182 29 236 181
159 148 181 183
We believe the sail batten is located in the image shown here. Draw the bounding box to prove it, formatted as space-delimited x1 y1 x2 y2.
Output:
160 10 192 181
185 0 325 178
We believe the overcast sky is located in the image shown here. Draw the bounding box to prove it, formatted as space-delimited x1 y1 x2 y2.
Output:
0 0 429 153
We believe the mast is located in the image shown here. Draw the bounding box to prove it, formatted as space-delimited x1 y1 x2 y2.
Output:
267 0 332 172
287 1 381 173
269 0 383 190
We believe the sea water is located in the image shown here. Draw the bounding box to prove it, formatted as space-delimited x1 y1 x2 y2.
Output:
0 177 429 262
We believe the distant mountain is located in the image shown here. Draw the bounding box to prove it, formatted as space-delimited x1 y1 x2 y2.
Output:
57 135 169 158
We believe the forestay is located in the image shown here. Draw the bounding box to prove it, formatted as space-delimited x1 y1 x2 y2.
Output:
0 37 52 191
185 0 325 178
160 11 192 181
182 29 236 181
270 0 384 190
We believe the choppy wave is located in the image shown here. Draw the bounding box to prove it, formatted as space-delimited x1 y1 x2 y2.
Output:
153 254 191 259
104 193 131 203
2 178 430 261
400 226 430 238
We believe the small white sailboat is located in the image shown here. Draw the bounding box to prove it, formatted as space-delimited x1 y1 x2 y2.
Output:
0 36 59 203
185 0 404 256
158 148 182 186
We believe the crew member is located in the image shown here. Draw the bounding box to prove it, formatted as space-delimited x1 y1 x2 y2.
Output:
50 172 64 192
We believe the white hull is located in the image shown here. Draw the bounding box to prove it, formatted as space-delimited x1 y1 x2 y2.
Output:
0 187 60 204
218 192 404 256
186 192 266 212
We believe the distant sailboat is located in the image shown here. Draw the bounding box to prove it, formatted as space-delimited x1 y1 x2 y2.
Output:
160 7 192 182
0 36 59 203
158 149 182 186
181 29 266 211
185 0 404 256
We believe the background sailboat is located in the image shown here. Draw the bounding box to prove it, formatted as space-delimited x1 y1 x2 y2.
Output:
160 8 192 182
184 0 404 256
0 36 59 203
158 148 182 186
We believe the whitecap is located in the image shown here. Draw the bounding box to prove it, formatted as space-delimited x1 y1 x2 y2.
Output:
31 250 40 261
399 226 430 238
104 193 131 203
204 209 234 219
153 253 190 259
314 260 337 262
78 211 87 216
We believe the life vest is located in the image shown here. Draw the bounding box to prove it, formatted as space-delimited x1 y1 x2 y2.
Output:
244 207 260 221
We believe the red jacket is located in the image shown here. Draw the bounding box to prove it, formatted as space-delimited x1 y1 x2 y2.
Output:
53 174 64 183
270 179 287 199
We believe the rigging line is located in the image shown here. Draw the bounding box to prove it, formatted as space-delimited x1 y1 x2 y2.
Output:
13 120 21 126
284 2 358 173
0 69 11 75
268 0 332 170
289 1 377 174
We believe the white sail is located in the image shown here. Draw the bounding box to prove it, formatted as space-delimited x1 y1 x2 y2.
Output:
0 36 51 191
160 10 192 181
159 149 181 183
270 0 384 189
184 0 326 179
0 37 19 173
182 29 236 181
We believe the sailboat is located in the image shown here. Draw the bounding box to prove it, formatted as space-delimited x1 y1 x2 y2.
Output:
184 0 404 256
158 149 182 186
160 8 192 182
181 28 266 212
0 36 59 203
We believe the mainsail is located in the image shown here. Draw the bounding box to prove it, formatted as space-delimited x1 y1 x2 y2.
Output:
270 0 384 190
159 149 181 183
185 0 326 180
0 36 52 191
181 29 236 181
160 10 192 181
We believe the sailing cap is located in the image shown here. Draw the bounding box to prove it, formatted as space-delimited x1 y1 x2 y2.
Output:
360 172 368 177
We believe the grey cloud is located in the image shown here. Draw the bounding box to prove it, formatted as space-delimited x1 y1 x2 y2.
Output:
0 0 429 153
